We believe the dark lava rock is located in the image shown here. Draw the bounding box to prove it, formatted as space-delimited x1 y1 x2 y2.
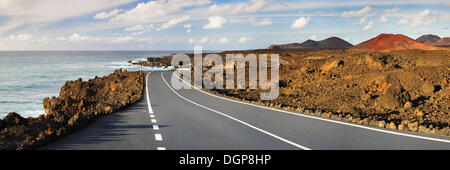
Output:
2 112 27 127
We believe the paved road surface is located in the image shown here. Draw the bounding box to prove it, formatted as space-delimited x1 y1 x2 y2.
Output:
42 71 450 150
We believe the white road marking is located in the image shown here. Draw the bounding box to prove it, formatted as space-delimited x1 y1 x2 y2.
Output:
146 72 154 114
155 134 163 141
147 73 166 150
161 72 311 150
170 73 450 144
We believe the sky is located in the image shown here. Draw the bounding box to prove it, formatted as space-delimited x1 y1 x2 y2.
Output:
0 0 449 50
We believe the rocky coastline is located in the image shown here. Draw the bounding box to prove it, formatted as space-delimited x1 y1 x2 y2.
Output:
0 69 143 150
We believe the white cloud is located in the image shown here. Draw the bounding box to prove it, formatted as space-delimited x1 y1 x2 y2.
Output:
188 36 208 44
203 16 227 29
397 9 449 27
341 6 373 18
131 31 146 36
218 37 229 44
7 34 33 41
111 0 210 22
125 25 145 31
384 7 400 13
291 17 310 29
184 24 192 33
308 35 317 40
362 21 373 31
147 24 156 30
0 33 158 50
94 8 123 19
125 24 155 35
0 0 136 34
250 17 272 26
355 17 367 24
379 16 387 23
157 16 190 31
229 17 272 26
68 33 91 42
205 0 268 15
200 37 209 43
229 18 248 23
260 0 443 12
238 37 251 43
38 37 50 43
397 19 408 25
113 36 134 43
55 33 99 42
188 38 196 44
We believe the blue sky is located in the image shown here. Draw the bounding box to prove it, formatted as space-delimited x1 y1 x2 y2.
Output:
0 0 449 50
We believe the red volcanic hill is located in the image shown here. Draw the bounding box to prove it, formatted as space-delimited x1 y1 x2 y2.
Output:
435 37 450 44
351 34 438 50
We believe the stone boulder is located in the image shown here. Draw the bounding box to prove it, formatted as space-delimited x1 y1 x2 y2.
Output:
421 81 435 96
408 122 419 132
376 83 405 110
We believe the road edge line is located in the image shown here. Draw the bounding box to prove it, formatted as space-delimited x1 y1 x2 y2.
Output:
170 72 450 144
146 72 154 114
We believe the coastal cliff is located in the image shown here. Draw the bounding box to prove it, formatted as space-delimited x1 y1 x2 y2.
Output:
0 69 143 150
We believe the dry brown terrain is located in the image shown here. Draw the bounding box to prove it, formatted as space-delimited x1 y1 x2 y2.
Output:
209 49 449 136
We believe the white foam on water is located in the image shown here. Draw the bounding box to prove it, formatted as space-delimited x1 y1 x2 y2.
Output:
0 110 45 119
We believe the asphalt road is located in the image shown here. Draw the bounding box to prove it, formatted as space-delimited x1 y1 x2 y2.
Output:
42 71 450 150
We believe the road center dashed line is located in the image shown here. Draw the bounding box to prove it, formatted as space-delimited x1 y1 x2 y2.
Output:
155 134 163 141
147 72 166 150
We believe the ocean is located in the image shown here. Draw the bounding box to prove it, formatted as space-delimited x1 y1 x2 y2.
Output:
0 51 183 118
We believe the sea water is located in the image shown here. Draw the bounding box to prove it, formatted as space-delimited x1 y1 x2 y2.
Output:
0 51 182 118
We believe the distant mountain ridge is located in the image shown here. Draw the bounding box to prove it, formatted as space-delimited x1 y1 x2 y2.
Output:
350 34 438 50
268 37 353 50
416 34 441 44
